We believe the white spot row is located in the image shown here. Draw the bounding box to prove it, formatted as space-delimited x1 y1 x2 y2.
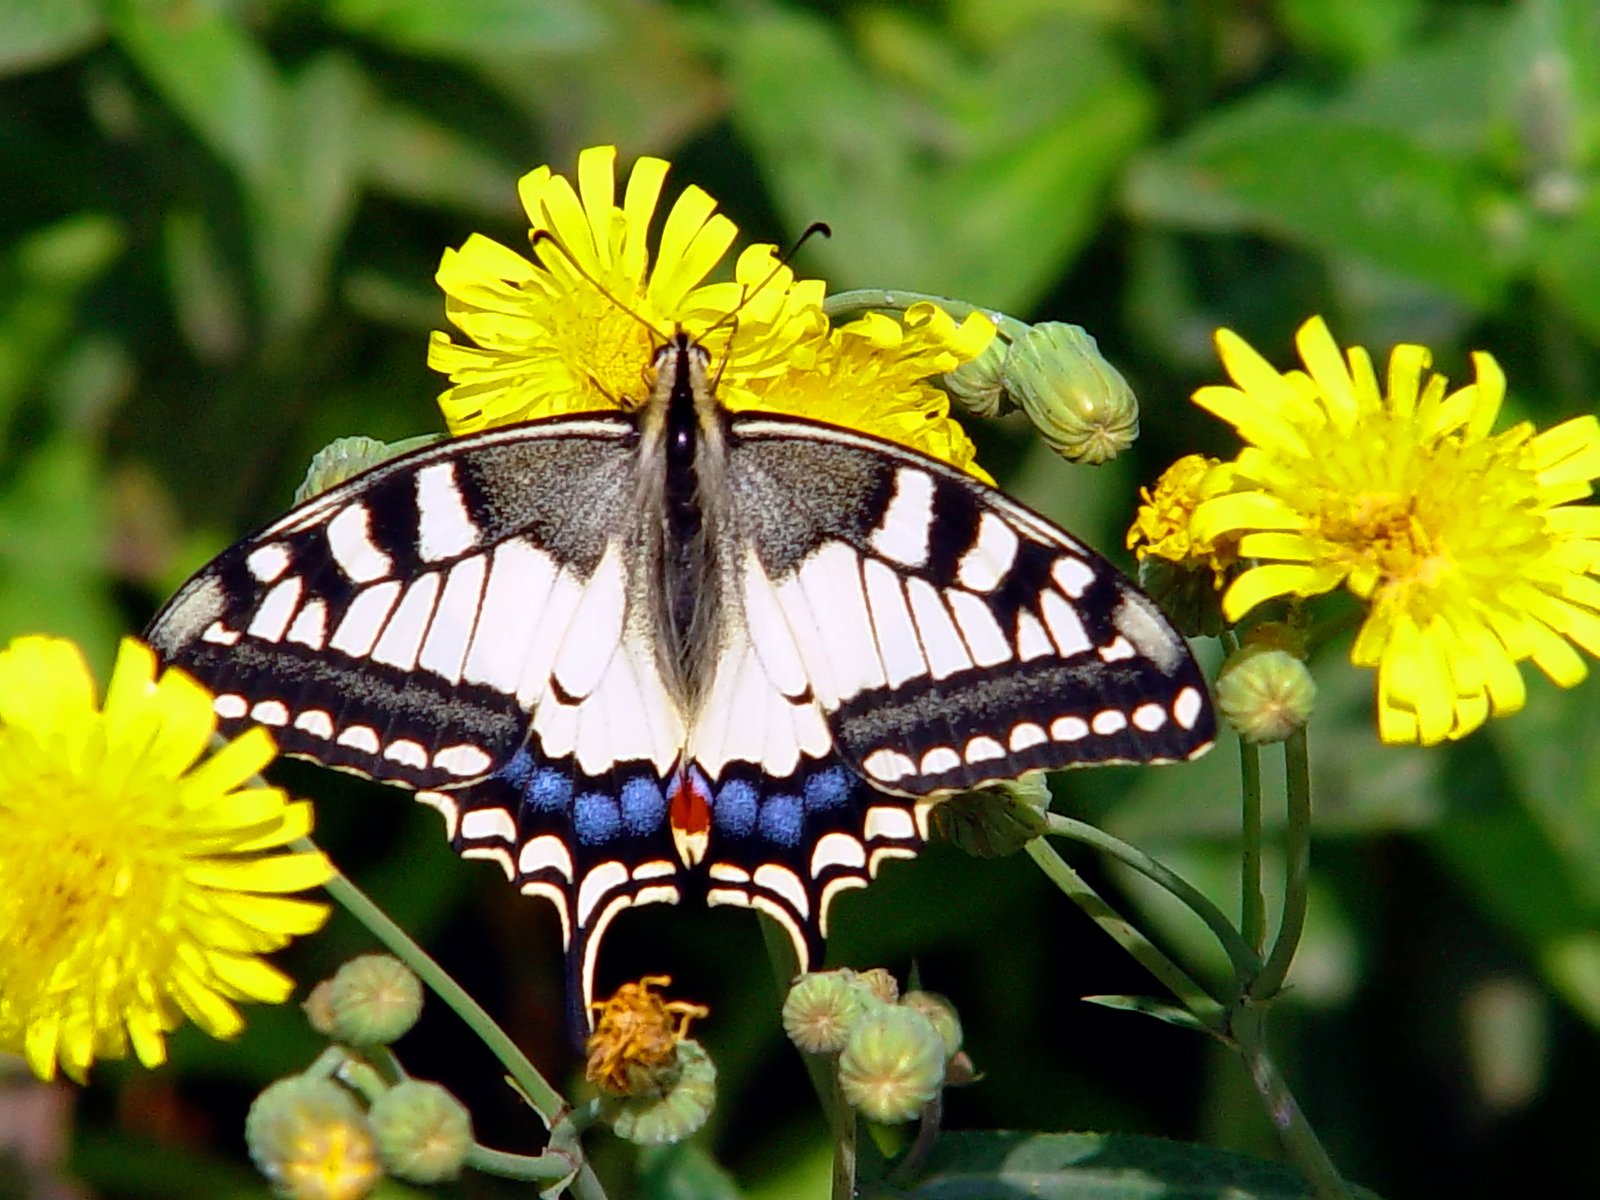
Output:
210 692 492 778
859 688 1203 783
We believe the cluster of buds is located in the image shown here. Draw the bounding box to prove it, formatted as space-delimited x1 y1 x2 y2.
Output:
247 956 473 1200
782 969 971 1125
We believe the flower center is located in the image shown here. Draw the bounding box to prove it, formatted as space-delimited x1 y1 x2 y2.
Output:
1308 426 1547 617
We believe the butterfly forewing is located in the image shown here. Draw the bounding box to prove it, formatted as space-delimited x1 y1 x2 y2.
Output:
721 415 1214 793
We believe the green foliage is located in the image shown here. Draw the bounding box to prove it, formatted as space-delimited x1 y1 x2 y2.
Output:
5 1 1600 1197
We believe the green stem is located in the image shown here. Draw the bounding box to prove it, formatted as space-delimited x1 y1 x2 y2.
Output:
1044 814 1260 986
823 289 1029 342
830 1071 857 1200
1023 836 1227 1032
297 840 611 1200
1232 1004 1354 1200
756 917 857 1199
1255 728 1311 999
298 845 565 1118
1238 738 1266 957
466 1144 586 1182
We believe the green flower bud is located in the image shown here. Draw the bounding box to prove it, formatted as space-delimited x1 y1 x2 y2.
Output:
324 955 423 1048
1216 645 1315 744
783 970 872 1055
837 1005 945 1124
295 434 442 502
367 1080 474 1184
603 1039 718 1146
940 322 1011 417
855 967 900 1006
245 1076 380 1200
1004 322 1139 464
900 991 962 1060
931 772 1050 857
301 978 338 1038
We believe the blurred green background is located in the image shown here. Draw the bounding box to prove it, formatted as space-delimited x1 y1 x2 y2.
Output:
4 0 1600 1196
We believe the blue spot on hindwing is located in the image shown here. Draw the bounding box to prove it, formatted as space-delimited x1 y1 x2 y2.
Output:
573 792 621 843
527 767 573 812
619 776 666 835
496 747 537 790
759 793 804 846
714 780 758 836
803 766 854 811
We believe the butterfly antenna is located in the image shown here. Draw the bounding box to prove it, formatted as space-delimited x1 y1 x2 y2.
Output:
529 228 667 346
702 221 833 389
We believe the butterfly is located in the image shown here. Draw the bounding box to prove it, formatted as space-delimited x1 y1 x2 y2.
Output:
146 328 1214 1024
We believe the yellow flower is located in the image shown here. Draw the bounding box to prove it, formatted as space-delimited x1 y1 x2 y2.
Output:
1190 317 1600 745
427 146 994 474
732 302 996 480
1127 452 1237 583
0 636 333 1081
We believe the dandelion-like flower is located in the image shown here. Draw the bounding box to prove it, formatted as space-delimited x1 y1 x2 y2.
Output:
428 146 993 473
0 636 333 1081
1189 317 1600 744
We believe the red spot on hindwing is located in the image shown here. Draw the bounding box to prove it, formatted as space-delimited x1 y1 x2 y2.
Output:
668 766 712 837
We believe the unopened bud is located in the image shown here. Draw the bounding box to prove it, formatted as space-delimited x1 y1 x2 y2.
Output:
603 1039 718 1146
324 956 423 1048
245 1076 379 1200
837 1005 946 1125
783 971 873 1055
900 991 963 1060
933 772 1050 857
1004 323 1139 463
295 435 441 502
367 1080 473 1184
1217 645 1315 743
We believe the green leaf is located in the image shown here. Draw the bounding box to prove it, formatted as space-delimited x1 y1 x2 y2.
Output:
1449 673 1600 1025
1081 995 1216 1034
0 436 117 663
1273 0 1426 68
875 1131 1361 1199
327 0 605 58
0 0 103 75
0 214 125 434
111 0 282 185
360 101 523 216
728 11 1154 313
637 1142 746 1200
247 52 366 347
1125 94 1513 306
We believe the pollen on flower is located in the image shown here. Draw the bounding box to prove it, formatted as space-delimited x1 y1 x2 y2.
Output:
0 635 333 1082
586 975 709 1096
1189 316 1600 745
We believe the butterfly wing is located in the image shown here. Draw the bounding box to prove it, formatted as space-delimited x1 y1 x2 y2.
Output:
145 417 689 1023
688 414 1214 966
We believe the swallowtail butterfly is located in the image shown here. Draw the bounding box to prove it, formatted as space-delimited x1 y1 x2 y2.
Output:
146 330 1214 1022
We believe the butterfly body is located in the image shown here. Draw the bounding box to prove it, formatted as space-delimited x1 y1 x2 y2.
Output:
147 331 1214 1018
